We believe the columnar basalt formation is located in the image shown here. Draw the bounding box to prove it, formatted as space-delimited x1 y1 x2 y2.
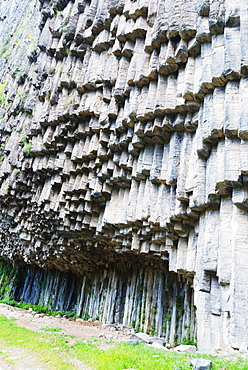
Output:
0 0 247 353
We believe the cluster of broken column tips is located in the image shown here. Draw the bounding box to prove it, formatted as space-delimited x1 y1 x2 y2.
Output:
0 0 248 352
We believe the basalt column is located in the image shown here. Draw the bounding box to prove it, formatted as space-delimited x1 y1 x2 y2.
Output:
0 0 247 353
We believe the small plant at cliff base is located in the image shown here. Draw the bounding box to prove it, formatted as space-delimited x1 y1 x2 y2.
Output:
0 299 80 320
81 312 90 320
181 336 197 347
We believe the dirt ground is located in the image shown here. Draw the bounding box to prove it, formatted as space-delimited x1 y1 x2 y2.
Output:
0 303 129 369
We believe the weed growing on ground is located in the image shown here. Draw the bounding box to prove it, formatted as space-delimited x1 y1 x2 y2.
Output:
40 326 62 332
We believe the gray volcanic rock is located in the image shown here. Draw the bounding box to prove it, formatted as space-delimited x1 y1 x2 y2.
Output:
129 333 150 343
190 358 212 370
174 344 196 353
0 0 247 355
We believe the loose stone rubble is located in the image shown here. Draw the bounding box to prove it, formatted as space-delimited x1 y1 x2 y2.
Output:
190 358 212 370
0 0 247 353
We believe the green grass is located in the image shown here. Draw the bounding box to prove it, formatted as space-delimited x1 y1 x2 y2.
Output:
40 326 62 332
71 340 248 370
0 314 247 370
73 341 194 370
0 298 79 318
0 315 75 369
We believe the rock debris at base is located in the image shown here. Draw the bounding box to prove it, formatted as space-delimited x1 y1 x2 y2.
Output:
190 358 212 370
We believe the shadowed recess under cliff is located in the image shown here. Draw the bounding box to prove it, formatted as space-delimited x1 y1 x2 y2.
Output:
0 260 195 344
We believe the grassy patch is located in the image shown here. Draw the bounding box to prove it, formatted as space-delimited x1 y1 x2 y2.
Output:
0 315 75 369
71 340 248 370
0 314 248 370
72 341 194 370
40 326 62 332
0 298 79 319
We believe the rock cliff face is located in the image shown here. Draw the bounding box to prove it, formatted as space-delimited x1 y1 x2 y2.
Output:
0 0 247 353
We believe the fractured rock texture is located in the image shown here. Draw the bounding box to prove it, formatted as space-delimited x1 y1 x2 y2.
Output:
0 0 247 352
